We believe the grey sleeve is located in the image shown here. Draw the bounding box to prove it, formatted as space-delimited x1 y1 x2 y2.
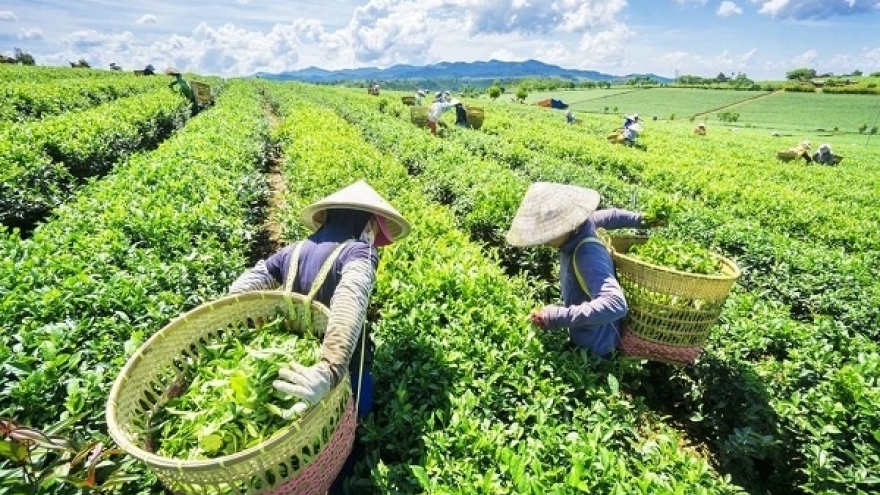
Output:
228 260 281 294
590 208 647 230
321 258 375 384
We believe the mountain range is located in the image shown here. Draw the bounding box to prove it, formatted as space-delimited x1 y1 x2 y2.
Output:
254 59 672 84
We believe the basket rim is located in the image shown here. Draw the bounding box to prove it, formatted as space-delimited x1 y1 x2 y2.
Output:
105 290 344 471
608 234 742 282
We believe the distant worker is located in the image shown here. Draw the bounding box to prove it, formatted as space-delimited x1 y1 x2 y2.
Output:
694 122 706 135
415 89 425 106
143 64 155 76
452 99 468 128
788 140 813 163
623 114 640 129
427 93 453 136
623 122 643 147
812 143 837 165
165 67 199 114
565 110 576 125
443 90 451 103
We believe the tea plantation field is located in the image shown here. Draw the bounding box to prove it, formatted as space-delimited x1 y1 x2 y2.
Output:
2 66 879 495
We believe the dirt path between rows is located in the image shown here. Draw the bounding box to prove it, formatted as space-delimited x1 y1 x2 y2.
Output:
246 101 287 265
264 102 287 249
693 90 781 118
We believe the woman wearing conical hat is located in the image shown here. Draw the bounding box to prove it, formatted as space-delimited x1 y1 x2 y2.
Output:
506 182 662 357
229 180 410 417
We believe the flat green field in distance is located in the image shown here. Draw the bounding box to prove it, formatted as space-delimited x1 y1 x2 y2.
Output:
526 88 641 105
532 87 771 119
505 87 880 149
727 91 880 134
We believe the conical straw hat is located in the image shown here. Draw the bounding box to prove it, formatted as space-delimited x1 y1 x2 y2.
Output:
300 180 411 241
506 182 600 247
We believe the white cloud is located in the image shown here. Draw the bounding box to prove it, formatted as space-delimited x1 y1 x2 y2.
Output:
826 46 880 72
792 48 819 65
0 10 18 21
672 0 708 4
489 49 524 61
137 14 158 25
63 30 137 51
325 0 630 68
577 23 633 65
556 0 627 31
455 0 626 36
753 0 880 20
718 1 743 17
659 48 760 76
18 28 43 40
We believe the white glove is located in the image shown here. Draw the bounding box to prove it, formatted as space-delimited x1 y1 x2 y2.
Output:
273 362 334 407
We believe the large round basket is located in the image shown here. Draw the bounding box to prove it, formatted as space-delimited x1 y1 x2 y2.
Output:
608 235 741 366
106 291 355 495
776 150 800 162
410 106 429 127
466 107 484 129
401 96 416 106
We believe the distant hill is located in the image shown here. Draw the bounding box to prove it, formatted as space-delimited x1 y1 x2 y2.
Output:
254 59 672 84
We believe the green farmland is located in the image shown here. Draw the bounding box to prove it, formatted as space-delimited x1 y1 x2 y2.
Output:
521 87 880 144
2 66 880 495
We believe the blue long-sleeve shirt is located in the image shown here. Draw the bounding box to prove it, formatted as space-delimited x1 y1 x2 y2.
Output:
543 209 647 356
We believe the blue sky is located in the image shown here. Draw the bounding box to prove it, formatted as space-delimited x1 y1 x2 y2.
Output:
1 1 879 79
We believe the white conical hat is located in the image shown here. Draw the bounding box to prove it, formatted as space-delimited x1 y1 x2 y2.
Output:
505 182 600 247
300 180 411 241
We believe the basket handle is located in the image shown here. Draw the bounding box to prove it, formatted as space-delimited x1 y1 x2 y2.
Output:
283 241 351 335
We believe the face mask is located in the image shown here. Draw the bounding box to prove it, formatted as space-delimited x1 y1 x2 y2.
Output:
359 220 377 246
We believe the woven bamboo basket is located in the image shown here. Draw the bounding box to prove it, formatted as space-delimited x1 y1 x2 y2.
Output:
191 82 213 105
410 106 429 127
607 235 741 366
466 107 484 129
106 291 354 495
776 150 805 162
401 96 416 106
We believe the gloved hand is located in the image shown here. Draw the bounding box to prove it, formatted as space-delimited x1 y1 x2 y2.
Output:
273 361 335 409
530 309 549 330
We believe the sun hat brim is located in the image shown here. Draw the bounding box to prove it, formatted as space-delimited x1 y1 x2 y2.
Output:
300 180 411 242
505 182 601 247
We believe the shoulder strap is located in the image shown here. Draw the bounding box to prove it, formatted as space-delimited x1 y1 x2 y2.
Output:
283 240 353 335
283 241 352 301
282 242 305 293
572 237 607 301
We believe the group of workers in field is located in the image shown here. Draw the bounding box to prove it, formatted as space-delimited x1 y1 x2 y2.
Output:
593 111 840 165
227 177 661 492
780 140 841 165
414 91 838 164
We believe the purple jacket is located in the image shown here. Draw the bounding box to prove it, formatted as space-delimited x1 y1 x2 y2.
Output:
264 241 377 306
544 209 646 356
